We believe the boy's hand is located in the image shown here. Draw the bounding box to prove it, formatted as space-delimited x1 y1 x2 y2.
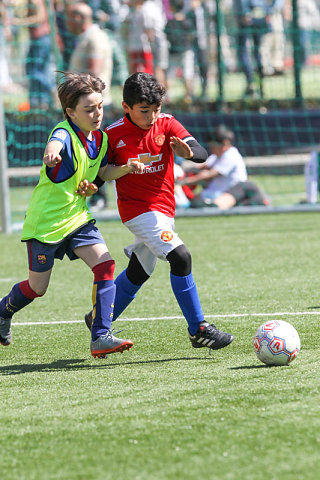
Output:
76 179 98 197
43 153 62 167
127 160 145 174
169 136 193 159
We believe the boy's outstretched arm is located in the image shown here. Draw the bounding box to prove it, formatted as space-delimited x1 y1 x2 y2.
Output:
76 160 145 198
98 160 145 181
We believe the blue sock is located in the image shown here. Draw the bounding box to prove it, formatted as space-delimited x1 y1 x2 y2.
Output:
170 273 204 335
0 282 38 319
91 280 116 341
113 269 141 321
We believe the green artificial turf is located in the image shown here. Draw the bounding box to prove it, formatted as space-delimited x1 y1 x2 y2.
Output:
1 213 320 480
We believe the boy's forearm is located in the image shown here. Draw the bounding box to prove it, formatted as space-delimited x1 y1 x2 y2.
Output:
99 164 135 181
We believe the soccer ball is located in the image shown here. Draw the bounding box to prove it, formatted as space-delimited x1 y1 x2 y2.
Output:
253 320 300 366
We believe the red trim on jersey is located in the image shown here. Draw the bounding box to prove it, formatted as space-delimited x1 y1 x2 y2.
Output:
77 130 90 154
50 161 62 181
92 260 115 282
27 241 33 271
105 114 191 222
19 280 41 299
92 130 102 151
76 129 102 156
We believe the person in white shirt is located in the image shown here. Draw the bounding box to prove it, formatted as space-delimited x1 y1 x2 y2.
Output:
181 124 267 209
200 136 248 199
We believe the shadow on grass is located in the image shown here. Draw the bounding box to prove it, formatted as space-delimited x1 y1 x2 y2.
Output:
230 364 284 370
0 356 212 375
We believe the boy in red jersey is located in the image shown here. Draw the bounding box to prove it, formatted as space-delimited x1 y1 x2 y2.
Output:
0 72 144 358
83 72 234 351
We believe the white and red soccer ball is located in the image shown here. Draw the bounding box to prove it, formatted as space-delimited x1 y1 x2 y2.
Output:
253 320 300 366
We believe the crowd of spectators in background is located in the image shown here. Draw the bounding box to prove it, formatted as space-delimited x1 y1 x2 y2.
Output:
1 0 320 211
1 0 320 111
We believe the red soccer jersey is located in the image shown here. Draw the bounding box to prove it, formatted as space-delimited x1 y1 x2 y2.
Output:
106 113 193 222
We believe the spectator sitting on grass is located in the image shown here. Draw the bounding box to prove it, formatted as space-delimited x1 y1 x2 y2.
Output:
180 124 268 209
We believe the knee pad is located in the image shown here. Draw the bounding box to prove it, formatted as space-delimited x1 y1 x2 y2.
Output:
167 244 192 277
126 253 150 285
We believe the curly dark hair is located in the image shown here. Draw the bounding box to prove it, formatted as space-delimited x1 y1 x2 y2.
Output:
123 72 166 108
57 71 105 118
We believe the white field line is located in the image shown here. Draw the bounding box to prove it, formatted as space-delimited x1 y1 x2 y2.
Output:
12 310 320 326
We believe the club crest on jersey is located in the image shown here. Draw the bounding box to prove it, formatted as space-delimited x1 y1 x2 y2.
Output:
160 230 174 242
53 129 67 141
155 134 165 146
37 254 47 264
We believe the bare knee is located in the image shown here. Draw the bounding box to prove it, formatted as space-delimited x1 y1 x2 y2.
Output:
28 270 52 297
28 281 47 297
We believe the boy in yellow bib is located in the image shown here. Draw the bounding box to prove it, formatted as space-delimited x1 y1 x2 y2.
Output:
0 71 144 357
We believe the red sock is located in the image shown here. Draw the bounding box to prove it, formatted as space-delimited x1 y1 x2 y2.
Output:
92 259 115 282
19 280 42 299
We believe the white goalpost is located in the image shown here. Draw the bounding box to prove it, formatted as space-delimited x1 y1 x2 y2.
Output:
0 88 12 234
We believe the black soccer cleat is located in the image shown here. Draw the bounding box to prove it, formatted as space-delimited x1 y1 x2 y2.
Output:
189 321 234 350
85 310 93 332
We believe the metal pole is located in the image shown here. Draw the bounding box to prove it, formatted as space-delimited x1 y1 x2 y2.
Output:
0 87 12 234
291 0 303 106
215 0 224 110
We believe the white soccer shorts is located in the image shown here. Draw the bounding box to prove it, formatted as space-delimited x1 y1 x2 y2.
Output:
123 211 184 276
